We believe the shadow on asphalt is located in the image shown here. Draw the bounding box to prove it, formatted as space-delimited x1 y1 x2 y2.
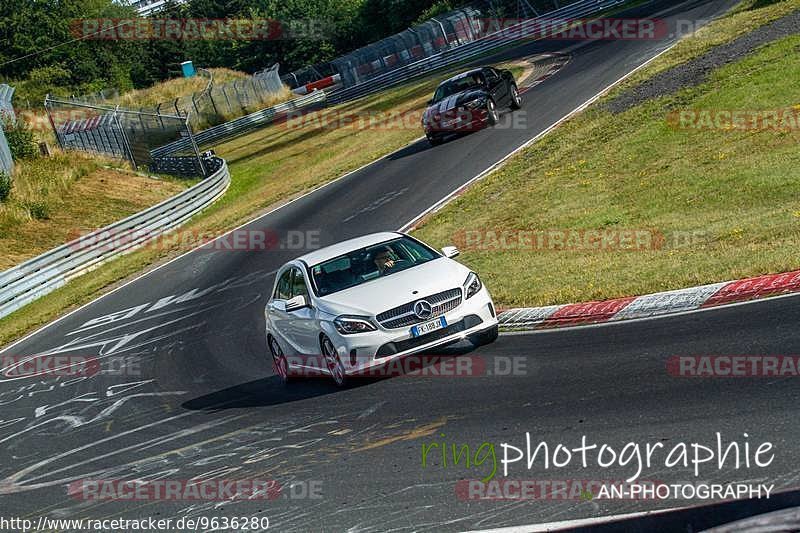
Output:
182 341 477 410
386 139 435 160
181 377 342 410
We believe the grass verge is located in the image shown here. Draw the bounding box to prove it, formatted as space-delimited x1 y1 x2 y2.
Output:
413 3 800 307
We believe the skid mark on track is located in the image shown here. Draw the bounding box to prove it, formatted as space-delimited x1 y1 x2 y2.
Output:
355 417 447 452
357 400 386 419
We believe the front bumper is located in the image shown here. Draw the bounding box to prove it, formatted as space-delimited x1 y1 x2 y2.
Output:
325 285 498 375
425 109 489 136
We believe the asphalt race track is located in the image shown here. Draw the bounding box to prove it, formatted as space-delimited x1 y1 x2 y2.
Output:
5 1 795 531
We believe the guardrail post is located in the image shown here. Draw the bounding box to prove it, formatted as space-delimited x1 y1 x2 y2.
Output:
113 105 137 169
44 95 65 150
184 118 206 177
208 91 219 117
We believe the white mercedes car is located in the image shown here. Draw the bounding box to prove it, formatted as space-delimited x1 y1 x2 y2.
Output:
264 232 499 386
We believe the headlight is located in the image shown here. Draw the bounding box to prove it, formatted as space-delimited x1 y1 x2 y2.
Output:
463 272 483 300
334 316 377 335
464 98 486 110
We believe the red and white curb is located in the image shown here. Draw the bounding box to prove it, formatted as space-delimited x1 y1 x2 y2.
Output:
497 269 800 330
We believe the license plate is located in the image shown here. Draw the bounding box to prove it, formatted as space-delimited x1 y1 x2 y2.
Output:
411 316 447 337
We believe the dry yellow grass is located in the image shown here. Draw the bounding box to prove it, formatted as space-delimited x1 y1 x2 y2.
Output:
0 152 187 269
114 68 248 108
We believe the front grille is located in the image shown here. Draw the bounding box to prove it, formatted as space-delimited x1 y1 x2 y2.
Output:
376 288 462 329
375 314 483 358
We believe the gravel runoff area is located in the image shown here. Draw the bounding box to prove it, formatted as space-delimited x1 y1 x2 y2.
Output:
606 7 800 113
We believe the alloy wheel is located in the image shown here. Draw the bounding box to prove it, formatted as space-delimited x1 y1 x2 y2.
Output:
269 337 290 383
487 99 498 125
322 335 346 386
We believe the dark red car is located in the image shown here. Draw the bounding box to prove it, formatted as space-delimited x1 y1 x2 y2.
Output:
422 66 522 146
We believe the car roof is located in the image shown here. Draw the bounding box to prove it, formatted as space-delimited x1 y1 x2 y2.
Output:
296 232 404 266
440 67 486 85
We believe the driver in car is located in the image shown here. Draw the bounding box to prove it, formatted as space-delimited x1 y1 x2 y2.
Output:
373 246 401 275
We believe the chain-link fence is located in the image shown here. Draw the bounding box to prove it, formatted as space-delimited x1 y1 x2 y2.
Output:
328 7 483 88
189 75 290 130
45 96 208 177
326 0 625 104
67 66 290 132
252 63 287 92
282 0 595 90
280 63 336 90
69 87 121 106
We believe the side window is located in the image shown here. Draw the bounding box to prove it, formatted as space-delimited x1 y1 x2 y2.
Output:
274 269 293 300
484 69 498 84
291 268 309 298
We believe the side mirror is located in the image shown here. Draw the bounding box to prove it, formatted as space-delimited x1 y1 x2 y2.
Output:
427 99 434 106
441 246 460 259
285 294 310 312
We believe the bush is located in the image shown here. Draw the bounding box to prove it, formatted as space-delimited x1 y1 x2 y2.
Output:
26 200 50 220
0 172 11 202
2 117 38 161
13 65 74 106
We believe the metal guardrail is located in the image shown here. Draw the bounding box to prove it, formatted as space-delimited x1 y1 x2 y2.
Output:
152 90 326 156
0 156 230 319
327 0 626 104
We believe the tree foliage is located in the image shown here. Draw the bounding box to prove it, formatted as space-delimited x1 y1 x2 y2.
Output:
1 0 455 104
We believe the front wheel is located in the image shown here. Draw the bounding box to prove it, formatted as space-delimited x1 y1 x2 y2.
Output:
470 325 499 347
269 336 293 384
427 134 443 146
486 99 499 126
321 334 348 387
510 85 522 110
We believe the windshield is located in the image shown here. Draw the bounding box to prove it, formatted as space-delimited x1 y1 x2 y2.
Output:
432 72 485 103
310 237 439 296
